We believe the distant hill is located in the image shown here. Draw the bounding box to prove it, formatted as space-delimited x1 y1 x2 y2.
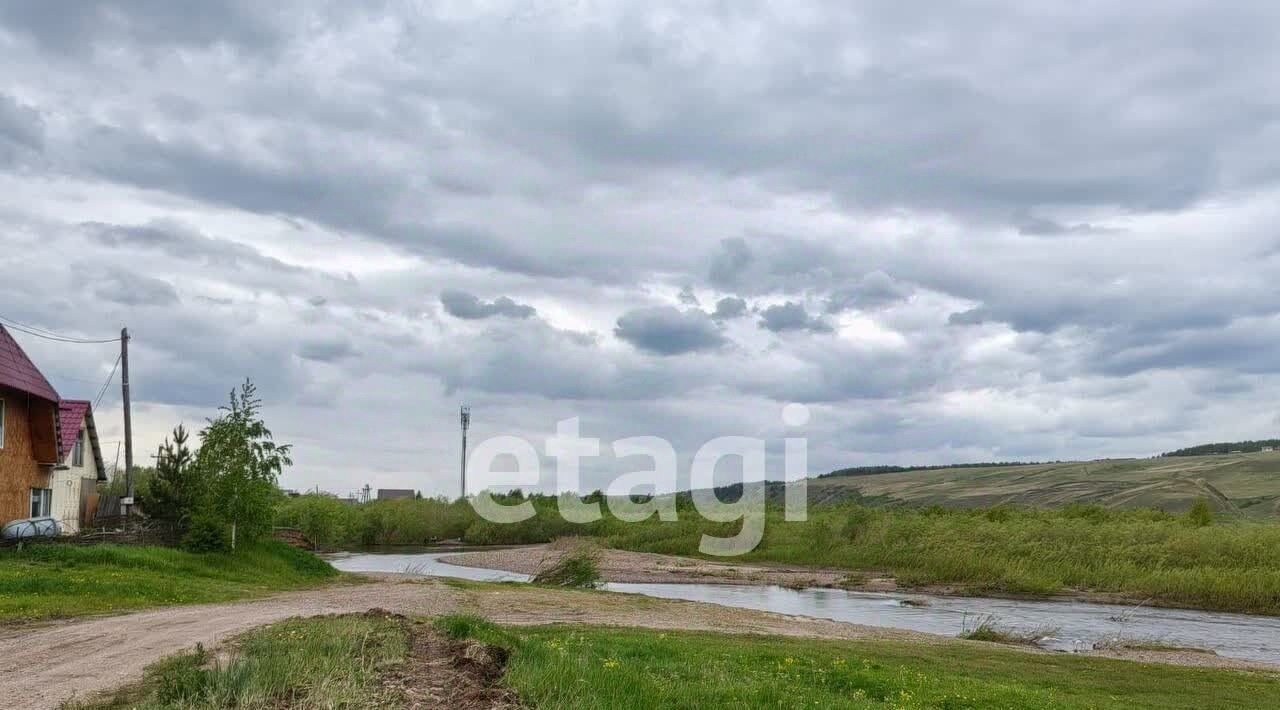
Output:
799 452 1280 518
820 461 1051 479
1161 440 1280 457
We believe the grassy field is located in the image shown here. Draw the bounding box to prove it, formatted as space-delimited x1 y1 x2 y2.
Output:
67 615 405 709
70 613 1280 709
479 624 1280 709
0 541 338 623
807 452 1280 518
598 504 1280 614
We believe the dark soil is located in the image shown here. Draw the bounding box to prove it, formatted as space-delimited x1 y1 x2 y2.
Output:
382 616 523 709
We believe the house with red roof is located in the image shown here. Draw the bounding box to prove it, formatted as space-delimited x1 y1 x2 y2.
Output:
0 325 108 533
52 399 108 533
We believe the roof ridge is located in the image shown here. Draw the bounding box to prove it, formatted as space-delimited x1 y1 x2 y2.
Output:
0 323 60 402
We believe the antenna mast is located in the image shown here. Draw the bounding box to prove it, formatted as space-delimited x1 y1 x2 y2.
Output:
460 405 471 499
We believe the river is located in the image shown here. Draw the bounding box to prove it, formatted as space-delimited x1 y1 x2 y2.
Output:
326 549 1280 664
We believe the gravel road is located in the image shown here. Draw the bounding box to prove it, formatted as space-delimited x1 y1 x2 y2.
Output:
0 577 461 709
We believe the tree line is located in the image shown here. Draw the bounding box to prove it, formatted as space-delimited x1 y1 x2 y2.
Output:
1161 440 1280 457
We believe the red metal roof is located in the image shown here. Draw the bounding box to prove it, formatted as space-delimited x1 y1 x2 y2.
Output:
0 324 60 403
58 400 90 460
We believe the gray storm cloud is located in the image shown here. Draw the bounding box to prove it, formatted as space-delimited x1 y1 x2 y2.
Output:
2 1 1278 495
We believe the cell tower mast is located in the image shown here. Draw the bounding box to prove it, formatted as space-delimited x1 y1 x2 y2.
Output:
460 405 471 499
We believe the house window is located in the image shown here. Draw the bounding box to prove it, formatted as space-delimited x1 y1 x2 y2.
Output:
73 430 85 467
30 488 52 518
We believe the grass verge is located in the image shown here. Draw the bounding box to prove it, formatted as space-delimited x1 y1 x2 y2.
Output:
70 612 1280 710
0 541 338 624
446 618 1280 709
64 613 407 709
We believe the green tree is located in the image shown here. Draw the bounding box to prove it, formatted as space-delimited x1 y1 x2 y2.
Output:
1187 498 1215 527
146 424 203 529
104 465 156 501
276 494 356 550
196 380 292 550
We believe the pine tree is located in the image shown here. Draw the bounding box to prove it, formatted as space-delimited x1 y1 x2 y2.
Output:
147 424 202 529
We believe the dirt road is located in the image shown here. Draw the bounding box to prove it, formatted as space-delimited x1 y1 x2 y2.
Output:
0 575 936 709
0 577 462 709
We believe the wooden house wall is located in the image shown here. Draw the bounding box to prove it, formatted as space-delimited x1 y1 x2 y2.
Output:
0 385 54 525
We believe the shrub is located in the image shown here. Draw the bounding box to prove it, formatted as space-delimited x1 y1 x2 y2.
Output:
275 494 358 550
1187 498 1214 527
958 615 1056 646
532 541 603 588
183 514 232 553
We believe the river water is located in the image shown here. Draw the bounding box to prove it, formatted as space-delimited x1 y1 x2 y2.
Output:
326 549 1280 664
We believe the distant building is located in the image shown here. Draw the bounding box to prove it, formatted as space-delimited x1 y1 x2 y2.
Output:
1264 447 1276 453
377 488 416 500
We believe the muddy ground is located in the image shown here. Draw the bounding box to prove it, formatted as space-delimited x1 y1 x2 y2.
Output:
382 612 523 709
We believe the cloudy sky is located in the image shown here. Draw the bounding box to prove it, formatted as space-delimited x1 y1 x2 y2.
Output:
2 1 1279 497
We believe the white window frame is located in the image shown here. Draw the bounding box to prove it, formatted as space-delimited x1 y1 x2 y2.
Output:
30 488 51 518
72 429 85 467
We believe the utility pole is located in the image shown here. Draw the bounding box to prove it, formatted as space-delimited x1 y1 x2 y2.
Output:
120 327 134 522
460 405 471 499
362 483 371 503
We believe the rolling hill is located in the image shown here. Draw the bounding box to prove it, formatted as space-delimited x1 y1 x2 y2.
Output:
804 451 1280 518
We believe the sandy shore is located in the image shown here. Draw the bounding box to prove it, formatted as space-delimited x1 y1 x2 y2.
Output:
441 544 1170 607
442 543 863 588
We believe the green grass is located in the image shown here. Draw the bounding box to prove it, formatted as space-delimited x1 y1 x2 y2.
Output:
957 615 1056 646
599 504 1280 614
532 542 604 588
66 614 407 709
0 541 338 623
434 612 500 640
447 618 1280 709
70 613 1280 709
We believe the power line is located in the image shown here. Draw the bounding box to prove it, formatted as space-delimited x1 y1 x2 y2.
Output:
0 314 121 344
46 370 108 385
93 354 123 410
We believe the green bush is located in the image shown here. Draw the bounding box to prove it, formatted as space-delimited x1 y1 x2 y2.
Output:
1187 498 1214 527
275 495 477 548
532 542 603 588
183 515 232 553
